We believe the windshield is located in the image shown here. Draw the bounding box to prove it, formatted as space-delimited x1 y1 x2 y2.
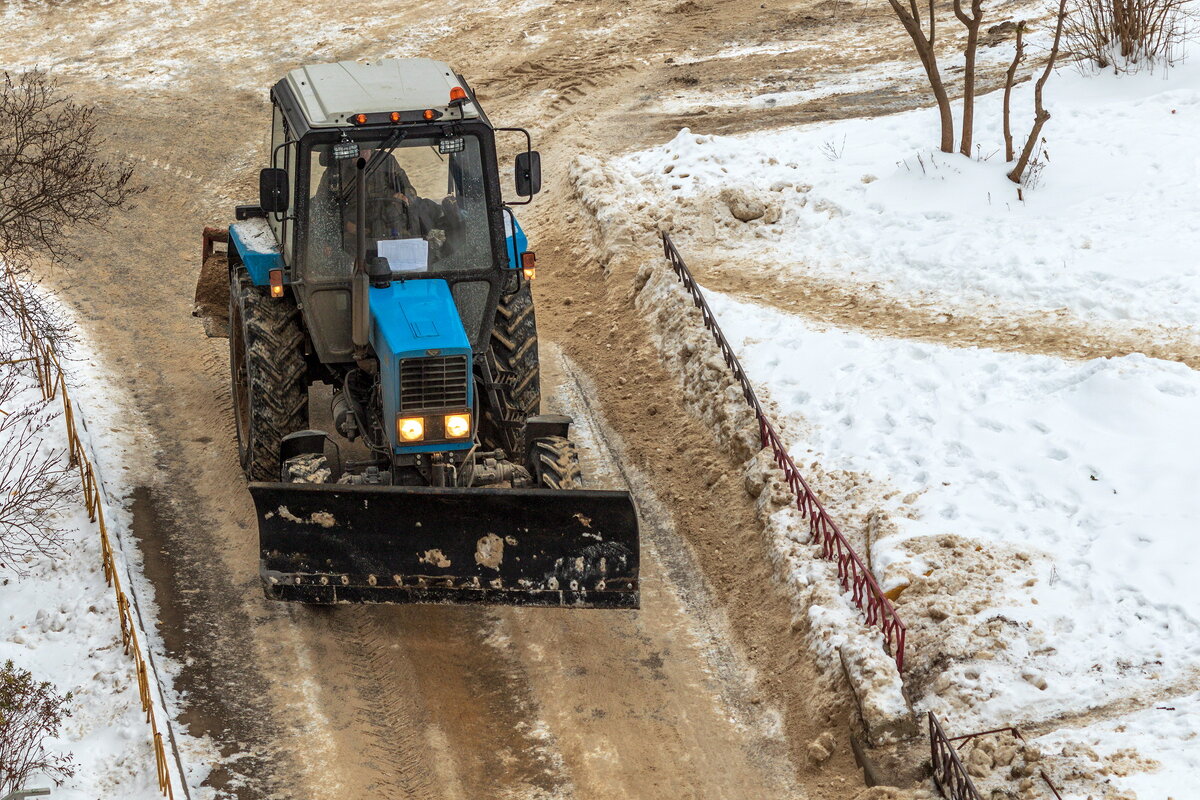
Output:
303 134 493 280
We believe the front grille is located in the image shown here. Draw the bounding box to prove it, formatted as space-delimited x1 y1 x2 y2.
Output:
399 355 469 412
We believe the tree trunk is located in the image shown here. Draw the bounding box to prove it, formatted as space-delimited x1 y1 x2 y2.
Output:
1009 0 1068 183
888 0 956 153
954 0 984 157
1002 22 1026 163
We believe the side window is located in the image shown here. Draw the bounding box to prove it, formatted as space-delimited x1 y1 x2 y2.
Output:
268 105 295 264
271 105 286 167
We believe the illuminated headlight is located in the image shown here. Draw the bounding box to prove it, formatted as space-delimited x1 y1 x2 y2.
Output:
439 136 465 154
444 413 471 438
398 417 425 442
333 140 360 160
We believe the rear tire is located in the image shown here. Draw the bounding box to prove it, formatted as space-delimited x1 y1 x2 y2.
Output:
482 281 540 453
229 268 308 481
530 436 582 490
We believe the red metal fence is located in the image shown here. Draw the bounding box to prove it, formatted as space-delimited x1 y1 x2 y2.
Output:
942 720 1064 799
930 712 984 800
660 232 906 670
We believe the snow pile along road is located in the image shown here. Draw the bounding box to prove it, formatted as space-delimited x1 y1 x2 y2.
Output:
572 156 916 744
0 298 210 799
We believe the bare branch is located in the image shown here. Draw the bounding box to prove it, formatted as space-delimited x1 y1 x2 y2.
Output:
0 71 144 266
1010 0 1070 183
1003 21 1028 162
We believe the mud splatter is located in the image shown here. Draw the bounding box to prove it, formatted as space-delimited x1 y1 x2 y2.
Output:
475 533 504 570
420 549 452 569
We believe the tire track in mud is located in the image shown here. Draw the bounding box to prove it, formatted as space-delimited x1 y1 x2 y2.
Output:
331 608 575 800
332 613 443 798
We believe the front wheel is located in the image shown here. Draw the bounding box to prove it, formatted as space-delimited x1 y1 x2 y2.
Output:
229 268 308 481
481 280 540 455
529 436 583 490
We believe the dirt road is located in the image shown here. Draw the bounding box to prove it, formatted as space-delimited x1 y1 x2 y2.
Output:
0 0 962 796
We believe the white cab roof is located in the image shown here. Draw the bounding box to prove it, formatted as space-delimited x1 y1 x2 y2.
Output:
284 58 479 128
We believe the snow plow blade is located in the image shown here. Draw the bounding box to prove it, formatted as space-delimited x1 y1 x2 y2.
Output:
250 482 639 608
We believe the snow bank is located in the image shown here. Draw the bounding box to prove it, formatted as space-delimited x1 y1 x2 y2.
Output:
611 61 1200 337
0 295 211 798
702 288 1200 794
572 156 914 742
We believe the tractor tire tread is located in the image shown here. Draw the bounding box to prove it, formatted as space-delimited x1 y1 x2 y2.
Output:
531 436 583 490
232 269 308 481
483 281 540 453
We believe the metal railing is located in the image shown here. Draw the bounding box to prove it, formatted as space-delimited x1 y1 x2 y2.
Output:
3 273 183 799
944 722 1064 799
930 712 984 800
660 232 907 670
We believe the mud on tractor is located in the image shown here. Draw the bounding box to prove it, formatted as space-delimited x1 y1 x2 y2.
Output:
194 59 639 608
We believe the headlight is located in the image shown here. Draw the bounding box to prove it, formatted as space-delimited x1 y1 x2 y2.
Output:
398 417 424 442
445 413 471 438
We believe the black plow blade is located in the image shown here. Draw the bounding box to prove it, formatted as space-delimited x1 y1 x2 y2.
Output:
250 482 640 608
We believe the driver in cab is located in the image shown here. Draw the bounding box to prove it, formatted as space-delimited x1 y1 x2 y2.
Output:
317 146 461 256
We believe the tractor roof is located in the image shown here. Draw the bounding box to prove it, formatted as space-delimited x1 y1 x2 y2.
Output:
282 58 481 128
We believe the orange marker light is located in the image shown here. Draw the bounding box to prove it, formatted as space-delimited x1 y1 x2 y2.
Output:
423 109 435 120
269 269 284 298
521 251 536 280
450 86 467 102
390 111 401 123
353 113 367 124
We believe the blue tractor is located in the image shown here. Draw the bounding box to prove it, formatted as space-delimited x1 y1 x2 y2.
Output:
194 59 638 608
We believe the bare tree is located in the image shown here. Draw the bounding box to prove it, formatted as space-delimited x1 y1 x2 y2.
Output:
0 401 77 573
1003 22 1028 162
0 71 142 272
0 660 75 794
954 0 985 156
1010 0 1069 183
0 278 74 355
887 0 956 152
1064 0 1191 69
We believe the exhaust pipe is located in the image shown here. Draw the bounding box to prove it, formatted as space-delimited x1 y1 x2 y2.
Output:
351 156 370 354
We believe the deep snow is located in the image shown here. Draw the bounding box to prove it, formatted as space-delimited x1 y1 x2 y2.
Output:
615 60 1200 337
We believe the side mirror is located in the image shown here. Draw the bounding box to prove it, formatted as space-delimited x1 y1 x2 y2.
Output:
514 151 541 197
259 168 289 213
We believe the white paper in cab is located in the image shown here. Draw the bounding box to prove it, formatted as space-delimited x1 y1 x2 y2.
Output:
378 238 429 273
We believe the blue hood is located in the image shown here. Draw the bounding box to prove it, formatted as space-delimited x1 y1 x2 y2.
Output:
370 279 473 454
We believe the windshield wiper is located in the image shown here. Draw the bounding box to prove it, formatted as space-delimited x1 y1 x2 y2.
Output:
338 130 406 204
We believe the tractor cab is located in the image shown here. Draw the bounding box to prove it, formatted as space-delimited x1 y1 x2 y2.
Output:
258 59 538 365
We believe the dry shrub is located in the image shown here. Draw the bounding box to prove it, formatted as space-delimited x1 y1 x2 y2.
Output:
0 279 78 573
0 405 77 573
0 70 142 271
1065 0 1193 70
0 659 75 794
